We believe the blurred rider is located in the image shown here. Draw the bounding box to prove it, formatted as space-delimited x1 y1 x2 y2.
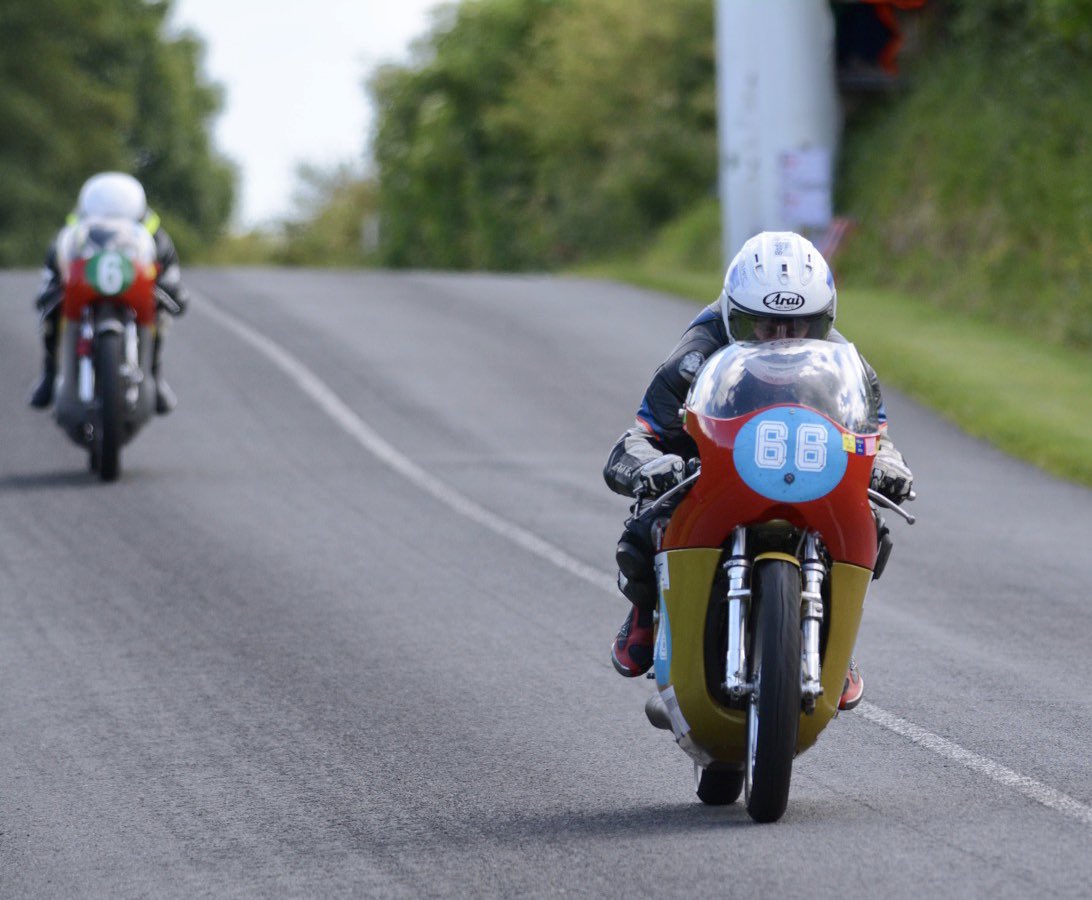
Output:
27 171 189 413
603 231 914 711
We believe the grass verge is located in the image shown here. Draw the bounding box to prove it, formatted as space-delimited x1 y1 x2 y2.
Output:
580 262 1092 488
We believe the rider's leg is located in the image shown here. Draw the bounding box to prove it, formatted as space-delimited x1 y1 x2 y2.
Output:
152 312 176 414
611 524 658 677
28 306 60 409
839 514 891 711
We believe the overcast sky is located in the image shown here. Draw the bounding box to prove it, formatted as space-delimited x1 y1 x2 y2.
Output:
170 1 444 229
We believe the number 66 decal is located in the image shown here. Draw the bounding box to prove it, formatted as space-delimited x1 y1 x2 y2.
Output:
734 408 847 502
755 421 828 472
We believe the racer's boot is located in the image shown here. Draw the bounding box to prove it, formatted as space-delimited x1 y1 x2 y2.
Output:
611 600 655 677
27 325 58 409
152 330 176 414
839 657 864 711
28 360 56 409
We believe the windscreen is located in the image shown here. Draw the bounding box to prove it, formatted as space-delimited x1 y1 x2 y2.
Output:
56 217 156 281
686 339 880 433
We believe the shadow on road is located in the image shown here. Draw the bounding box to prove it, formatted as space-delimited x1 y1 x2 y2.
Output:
482 799 755 838
476 802 753 841
0 470 121 491
356 802 755 854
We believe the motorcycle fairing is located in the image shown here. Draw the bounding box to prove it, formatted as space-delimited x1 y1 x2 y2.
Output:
664 404 880 568
668 339 882 568
57 217 159 325
654 548 742 768
62 256 157 326
654 548 872 765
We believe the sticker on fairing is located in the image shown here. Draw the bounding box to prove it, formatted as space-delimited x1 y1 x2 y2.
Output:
734 407 848 502
654 596 672 687
660 685 691 739
655 554 669 592
842 432 878 456
86 251 134 296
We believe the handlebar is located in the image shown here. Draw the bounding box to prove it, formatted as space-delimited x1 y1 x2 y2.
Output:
634 464 917 526
868 488 916 525
154 286 184 316
638 470 701 517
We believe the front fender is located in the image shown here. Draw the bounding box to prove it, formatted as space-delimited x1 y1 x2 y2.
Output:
653 548 872 766
96 318 125 337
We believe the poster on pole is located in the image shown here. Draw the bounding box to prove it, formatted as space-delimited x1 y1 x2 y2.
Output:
779 147 833 230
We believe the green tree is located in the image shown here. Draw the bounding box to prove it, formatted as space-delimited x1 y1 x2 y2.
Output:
370 0 553 270
0 0 234 264
128 7 236 257
838 0 1092 347
368 0 715 270
507 0 716 260
951 0 1092 51
277 162 378 266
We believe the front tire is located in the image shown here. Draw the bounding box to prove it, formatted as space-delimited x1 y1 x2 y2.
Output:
95 331 123 482
744 559 802 823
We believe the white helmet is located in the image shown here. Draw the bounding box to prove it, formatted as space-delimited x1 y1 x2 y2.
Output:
76 172 147 222
720 231 836 342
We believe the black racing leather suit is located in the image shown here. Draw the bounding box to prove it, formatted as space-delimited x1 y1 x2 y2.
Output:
603 300 891 607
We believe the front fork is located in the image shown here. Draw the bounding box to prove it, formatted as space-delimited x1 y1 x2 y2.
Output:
721 527 826 713
77 311 95 404
800 532 825 713
122 319 141 406
76 308 141 408
722 527 751 701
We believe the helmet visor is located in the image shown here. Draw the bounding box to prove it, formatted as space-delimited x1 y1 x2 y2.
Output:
729 309 833 343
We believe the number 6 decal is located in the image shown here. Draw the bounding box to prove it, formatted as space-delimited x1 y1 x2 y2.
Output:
97 252 125 294
796 424 827 472
755 421 788 469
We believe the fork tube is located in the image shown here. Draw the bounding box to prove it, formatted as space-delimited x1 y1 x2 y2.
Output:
723 527 751 699
125 320 139 369
77 312 95 404
801 532 825 710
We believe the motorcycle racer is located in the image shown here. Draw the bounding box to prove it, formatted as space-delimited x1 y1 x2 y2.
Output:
603 231 913 710
27 172 189 414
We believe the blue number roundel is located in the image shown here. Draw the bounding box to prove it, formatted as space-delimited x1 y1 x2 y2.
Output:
733 408 847 503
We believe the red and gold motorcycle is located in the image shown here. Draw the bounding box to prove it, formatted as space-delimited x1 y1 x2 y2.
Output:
639 338 914 822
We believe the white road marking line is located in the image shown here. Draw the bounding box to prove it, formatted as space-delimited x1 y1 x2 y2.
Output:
199 297 614 595
201 297 1092 828
858 703 1092 826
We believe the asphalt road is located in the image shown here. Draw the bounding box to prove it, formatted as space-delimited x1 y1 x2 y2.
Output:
1 269 1089 898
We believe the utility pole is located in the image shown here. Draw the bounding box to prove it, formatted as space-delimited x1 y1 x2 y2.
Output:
715 0 841 266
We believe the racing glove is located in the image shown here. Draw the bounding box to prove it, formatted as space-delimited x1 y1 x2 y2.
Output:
633 454 685 498
35 284 62 315
170 285 189 316
154 285 187 317
871 437 913 503
156 264 188 316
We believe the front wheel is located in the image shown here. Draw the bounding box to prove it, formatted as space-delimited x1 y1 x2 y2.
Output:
744 559 802 823
95 331 123 482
